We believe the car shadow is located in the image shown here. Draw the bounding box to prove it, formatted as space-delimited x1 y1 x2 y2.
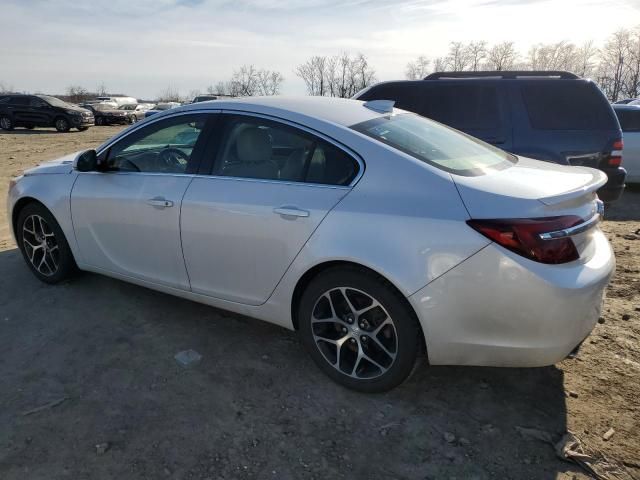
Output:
0 129 81 135
0 247 578 479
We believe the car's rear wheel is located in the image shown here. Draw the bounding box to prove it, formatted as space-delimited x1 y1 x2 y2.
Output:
95 117 104 126
54 117 70 132
0 115 14 130
16 203 77 284
298 266 421 392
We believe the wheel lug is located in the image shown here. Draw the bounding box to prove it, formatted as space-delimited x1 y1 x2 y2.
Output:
349 338 356 344
361 335 368 342
341 327 347 334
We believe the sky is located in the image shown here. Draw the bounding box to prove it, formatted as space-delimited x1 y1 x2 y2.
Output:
1 0 639 99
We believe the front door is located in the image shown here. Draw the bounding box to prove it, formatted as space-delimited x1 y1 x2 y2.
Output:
71 113 214 289
180 113 361 305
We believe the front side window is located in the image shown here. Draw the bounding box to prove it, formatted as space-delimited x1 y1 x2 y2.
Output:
215 116 359 186
352 113 516 176
105 115 207 173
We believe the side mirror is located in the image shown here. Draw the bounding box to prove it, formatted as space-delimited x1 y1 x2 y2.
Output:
74 149 98 172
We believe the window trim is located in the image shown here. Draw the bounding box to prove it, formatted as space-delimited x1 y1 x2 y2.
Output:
94 108 365 188
207 110 364 188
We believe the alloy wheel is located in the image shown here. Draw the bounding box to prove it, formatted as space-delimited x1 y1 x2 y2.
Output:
55 119 68 131
0 117 11 129
311 287 398 379
22 214 60 277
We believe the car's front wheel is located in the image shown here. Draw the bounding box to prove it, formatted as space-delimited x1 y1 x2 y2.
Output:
298 266 421 392
16 203 77 284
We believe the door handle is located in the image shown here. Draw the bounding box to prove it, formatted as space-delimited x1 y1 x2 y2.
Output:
273 206 309 218
146 198 174 208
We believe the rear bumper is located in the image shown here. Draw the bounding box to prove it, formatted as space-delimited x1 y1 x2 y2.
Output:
598 166 626 202
408 229 615 367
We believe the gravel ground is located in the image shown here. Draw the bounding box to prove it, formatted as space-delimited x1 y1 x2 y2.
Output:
0 126 638 480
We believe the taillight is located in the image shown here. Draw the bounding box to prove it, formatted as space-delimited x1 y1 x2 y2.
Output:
467 216 582 264
607 138 623 167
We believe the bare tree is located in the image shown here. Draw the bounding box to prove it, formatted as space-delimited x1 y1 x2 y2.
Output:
157 86 182 102
295 52 376 98
624 28 640 98
96 83 108 96
405 55 430 79
207 82 230 96
467 41 487 71
433 57 448 72
485 42 518 71
446 42 471 71
256 70 284 96
598 29 631 101
65 85 90 103
575 40 599 77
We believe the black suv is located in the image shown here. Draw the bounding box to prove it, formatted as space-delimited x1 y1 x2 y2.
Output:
354 71 626 202
0 94 94 132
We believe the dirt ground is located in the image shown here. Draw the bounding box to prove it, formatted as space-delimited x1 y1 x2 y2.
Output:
0 126 638 480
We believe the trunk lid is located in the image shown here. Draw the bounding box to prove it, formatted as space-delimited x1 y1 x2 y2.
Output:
452 156 605 219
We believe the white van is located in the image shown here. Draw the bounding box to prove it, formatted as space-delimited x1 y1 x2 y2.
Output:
96 96 138 107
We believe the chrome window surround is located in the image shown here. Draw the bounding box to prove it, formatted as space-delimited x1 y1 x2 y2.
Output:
94 108 365 189
538 212 601 240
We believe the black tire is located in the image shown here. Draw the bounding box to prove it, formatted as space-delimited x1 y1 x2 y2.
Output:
77 126 89 131
16 203 77 284
24 124 35 130
54 117 70 132
0 115 14 130
298 266 421 393
95 117 104 126
131 114 137 123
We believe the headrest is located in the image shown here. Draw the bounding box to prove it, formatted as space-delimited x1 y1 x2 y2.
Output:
236 127 272 164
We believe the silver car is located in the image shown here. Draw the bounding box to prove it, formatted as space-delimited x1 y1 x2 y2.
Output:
7 97 615 392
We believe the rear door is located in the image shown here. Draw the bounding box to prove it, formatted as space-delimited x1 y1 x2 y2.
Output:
9 96 34 124
511 81 620 165
180 113 361 305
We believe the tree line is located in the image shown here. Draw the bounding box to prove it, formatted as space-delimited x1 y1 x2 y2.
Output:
2 26 638 102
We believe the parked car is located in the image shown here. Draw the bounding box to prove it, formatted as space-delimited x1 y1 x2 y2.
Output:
0 94 94 132
354 71 626 202
614 98 637 105
144 102 181 118
95 96 138 107
80 103 129 126
613 104 640 183
119 103 151 123
191 94 232 103
7 97 614 392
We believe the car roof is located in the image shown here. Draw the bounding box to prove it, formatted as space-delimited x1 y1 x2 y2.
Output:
176 96 386 127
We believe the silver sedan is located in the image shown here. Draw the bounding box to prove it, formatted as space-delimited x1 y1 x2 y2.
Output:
7 97 615 392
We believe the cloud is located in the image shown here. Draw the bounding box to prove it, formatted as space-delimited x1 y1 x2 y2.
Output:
1 0 639 98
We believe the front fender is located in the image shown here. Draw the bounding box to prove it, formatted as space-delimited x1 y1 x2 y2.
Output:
8 172 80 260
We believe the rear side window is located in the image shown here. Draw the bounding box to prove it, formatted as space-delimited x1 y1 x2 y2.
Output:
216 116 359 186
521 83 613 130
615 109 640 132
420 85 502 132
11 97 30 106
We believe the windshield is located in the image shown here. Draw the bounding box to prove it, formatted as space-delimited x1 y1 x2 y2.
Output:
156 104 174 110
37 95 71 108
351 113 516 176
120 104 135 110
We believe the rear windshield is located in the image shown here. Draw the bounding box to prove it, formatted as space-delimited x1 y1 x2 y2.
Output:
521 83 614 130
351 113 516 176
614 108 640 132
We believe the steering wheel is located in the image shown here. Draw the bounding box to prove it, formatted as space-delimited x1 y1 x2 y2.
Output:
159 147 189 172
